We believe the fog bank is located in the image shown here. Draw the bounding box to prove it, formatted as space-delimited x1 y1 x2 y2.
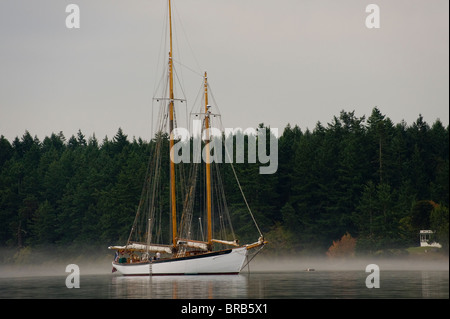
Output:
249 255 449 273
0 249 447 278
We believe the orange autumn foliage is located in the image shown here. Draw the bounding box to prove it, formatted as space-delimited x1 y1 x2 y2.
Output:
326 232 356 258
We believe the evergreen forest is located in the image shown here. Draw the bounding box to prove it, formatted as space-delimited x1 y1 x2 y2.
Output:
0 108 448 257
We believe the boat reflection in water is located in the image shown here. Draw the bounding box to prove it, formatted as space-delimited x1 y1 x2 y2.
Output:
110 274 248 299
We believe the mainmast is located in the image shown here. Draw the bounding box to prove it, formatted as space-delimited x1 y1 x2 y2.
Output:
204 72 212 250
168 0 177 249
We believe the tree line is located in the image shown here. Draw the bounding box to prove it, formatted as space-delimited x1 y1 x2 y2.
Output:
0 107 448 255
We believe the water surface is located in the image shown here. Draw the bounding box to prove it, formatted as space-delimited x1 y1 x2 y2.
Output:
0 270 447 299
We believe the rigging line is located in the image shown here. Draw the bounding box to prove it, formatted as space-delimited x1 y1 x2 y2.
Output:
173 59 204 78
152 64 169 100
149 134 163 240
172 0 203 75
172 65 188 106
189 81 206 132
127 137 158 246
151 48 169 137
153 0 169 98
204 83 226 134
180 159 199 239
171 67 191 131
223 124 263 239
152 74 167 136
198 217 205 242
241 244 265 270
152 71 169 137
214 161 236 239
151 100 154 145
205 83 221 115
171 1 200 120
171 2 186 101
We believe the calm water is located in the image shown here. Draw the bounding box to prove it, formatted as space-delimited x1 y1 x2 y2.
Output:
0 270 447 299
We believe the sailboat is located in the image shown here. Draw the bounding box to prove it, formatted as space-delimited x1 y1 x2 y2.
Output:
109 0 266 276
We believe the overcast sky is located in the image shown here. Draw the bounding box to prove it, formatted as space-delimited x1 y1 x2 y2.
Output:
0 0 448 142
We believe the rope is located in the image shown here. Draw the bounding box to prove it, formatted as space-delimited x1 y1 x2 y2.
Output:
224 144 263 238
172 0 203 74
241 244 265 271
204 81 263 239
173 59 204 78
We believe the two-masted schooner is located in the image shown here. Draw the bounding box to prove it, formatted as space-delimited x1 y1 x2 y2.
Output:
109 0 266 276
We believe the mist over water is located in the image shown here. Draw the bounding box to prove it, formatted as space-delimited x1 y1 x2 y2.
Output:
0 250 447 299
0 247 113 278
249 255 449 273
0 249 448 278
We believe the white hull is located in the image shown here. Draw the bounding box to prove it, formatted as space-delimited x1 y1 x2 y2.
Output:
112 247 248 276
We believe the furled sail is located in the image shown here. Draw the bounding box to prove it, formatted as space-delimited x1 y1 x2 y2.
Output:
108 243 173 254
177 239 208 251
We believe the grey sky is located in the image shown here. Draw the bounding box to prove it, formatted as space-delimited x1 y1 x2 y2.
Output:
0 0 448 142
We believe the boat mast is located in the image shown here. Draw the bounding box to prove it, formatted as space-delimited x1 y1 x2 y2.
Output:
204 71 212 250
168 0 177 249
